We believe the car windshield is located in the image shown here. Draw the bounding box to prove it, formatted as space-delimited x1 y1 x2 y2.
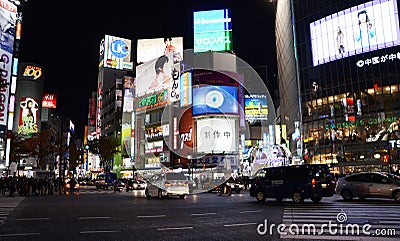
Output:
386 173 400 181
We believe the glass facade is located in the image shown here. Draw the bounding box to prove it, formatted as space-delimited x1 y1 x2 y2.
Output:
291 0 400 173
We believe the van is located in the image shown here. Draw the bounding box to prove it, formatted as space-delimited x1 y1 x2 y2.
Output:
249 164 335 203
95 172 118 190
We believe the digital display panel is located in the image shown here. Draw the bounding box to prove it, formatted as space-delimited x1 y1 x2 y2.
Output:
193 9 233 53
244 94 268 120
137 37 183 64
196 118 236 153
192 85 238 116
310 0 400 66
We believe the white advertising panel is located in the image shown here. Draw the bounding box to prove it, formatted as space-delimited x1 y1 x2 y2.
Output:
135 52 174 97
310 0 400 66
102 35 133 70
196 118 236 153
137 37 183 63
0 0 16 134
169 62 180 103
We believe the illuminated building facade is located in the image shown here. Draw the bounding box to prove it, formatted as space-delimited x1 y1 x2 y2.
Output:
277 0 400 173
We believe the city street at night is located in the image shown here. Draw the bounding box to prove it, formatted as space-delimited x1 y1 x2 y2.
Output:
0 187 399 241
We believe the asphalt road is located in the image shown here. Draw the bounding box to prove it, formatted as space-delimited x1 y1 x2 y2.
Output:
0 187 399 241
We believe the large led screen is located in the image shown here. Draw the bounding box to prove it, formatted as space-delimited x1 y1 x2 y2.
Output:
18 97 39 135
244 94 268 121
310 0 400 66
137 37 183 64
193 9 233 53
196 118 236 153
192 85 238 116
135 52 174 97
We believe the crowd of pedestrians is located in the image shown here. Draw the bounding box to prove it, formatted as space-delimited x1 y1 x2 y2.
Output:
0 176 61 197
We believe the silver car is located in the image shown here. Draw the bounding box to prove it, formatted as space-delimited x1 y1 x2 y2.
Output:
145 172 189 199
335 172 400 202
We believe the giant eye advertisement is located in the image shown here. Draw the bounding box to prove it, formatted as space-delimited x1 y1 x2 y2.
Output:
192 85 238 116
310 0 400 66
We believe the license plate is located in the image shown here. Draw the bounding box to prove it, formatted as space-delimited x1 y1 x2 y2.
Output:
322 184 327 188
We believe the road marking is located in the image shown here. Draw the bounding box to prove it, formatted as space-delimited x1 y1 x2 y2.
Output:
137 215 165 218
14 218 50 221
239 210 262 214
0 233 40 237
78 216 110 220
157 226 193 231
224 223 257 227
80 230 120 234
190 212 216 216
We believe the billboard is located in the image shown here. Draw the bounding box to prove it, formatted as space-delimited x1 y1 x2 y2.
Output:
192 85 238 116
123 76 134 112
137 37 183 63
193 9 233 53
42 93 57 109
18 97 39 135
196 117 236 153
101 35 133 70
19 64 43 80
310 0 400 66
180 71 192 107
244 94 268 121
0 0 17 54
0 0 16 134
135 52 174 97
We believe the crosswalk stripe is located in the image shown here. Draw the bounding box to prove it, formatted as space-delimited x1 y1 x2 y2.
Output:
281 203 399 240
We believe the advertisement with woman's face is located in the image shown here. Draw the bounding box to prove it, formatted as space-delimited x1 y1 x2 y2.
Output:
18 97 39 135
310 0 400 66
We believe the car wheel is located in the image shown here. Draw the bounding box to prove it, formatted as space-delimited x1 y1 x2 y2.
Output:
179 195 185 199
158 189 163 199
341 189 353 201
256 191 266 202
292 192 304 204
393 191 400 203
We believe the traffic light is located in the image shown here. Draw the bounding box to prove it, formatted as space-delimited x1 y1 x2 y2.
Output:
383 154 389 163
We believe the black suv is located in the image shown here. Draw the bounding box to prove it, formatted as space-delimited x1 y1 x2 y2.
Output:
249 164 335 203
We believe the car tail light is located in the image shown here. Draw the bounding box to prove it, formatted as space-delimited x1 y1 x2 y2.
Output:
311 178 316 186
165 181 172 186
183 181 188 186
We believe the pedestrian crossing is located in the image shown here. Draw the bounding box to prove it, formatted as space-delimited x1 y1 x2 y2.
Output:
0 197 25 226
280 201 400 240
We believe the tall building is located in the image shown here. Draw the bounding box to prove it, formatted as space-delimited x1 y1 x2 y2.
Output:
277 0 400 174
96 34 133 172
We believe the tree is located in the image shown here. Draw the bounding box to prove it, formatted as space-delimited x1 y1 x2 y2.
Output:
68 141 83 171
23 130 58 169
89 136 120 172
9 131 29 163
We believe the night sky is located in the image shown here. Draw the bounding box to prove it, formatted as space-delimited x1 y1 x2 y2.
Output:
17 0 276 138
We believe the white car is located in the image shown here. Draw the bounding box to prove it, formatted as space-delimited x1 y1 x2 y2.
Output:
145 172 189 199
